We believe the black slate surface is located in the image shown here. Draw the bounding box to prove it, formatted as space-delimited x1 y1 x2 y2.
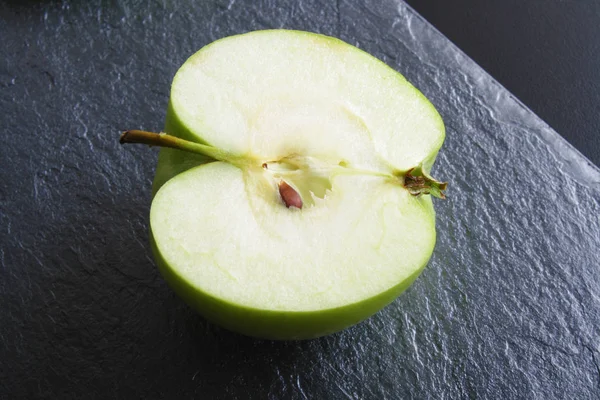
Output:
1 0 600 398
405 0 600 168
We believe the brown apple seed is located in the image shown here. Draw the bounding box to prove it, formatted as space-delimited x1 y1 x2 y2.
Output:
279 181 302 209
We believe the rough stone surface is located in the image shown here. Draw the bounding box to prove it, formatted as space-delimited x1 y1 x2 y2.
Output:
1 0 599 398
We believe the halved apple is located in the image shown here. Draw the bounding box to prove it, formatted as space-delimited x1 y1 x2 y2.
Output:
122 30 446 339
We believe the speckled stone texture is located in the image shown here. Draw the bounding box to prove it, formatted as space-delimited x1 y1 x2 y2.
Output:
1 0 599 398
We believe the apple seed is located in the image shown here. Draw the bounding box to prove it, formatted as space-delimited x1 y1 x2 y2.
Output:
278 181 303 209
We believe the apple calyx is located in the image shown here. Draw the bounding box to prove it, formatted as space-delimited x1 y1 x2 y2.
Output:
402 164 447 199
120 130 447 206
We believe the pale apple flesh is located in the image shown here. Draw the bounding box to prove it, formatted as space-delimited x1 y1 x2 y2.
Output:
144 30 445 339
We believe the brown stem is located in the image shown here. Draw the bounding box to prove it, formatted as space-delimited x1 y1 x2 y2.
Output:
120 130 241 164
120 130 184 150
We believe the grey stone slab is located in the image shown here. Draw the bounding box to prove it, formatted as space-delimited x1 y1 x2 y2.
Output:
1 0 599 398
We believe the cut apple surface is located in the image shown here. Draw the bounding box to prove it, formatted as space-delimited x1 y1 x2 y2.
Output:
127 30 446 339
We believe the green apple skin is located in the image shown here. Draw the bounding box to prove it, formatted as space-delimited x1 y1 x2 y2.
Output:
151 231 427 340
147 30 444 340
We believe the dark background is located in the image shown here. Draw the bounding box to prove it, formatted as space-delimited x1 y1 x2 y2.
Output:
406 0 600 167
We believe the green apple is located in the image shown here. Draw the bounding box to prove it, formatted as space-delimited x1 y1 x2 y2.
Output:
122 30 446 340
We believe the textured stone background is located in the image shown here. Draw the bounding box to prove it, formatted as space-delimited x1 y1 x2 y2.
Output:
1 0 599 398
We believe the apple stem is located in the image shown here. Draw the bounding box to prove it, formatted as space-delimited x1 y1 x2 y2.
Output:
120 130 447 200
403 165 447 199
120 130 247 166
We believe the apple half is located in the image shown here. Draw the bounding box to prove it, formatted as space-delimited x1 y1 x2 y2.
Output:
122 30 446 340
